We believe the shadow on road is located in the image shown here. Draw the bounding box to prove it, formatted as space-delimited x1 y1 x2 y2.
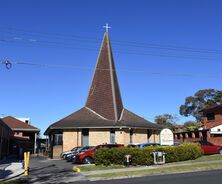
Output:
0 169 13 179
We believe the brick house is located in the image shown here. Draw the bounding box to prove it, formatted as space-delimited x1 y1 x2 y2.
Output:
1 116 40 158
174 104 222 146
201 104 222 145
45 32 163 158
0 119 13 159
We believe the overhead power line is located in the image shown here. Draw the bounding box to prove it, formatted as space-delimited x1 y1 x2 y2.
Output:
1 27 222 55
2 38 222 63
1 60 221 78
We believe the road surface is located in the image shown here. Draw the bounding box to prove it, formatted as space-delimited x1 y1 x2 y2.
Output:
79 169 222 184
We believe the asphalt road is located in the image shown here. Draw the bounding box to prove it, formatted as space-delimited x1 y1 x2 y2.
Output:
79 169 222 184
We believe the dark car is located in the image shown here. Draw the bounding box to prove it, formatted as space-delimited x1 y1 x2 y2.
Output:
198 141 222 155
60 147 82 159
75 144 124 164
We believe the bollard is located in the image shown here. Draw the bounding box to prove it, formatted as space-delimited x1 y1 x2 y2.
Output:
24 152 31 176
27 152 30 172
125 154 131 167
24 152 28 176
72 167 81 172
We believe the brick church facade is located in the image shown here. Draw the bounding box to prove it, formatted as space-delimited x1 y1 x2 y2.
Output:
45 32 163 158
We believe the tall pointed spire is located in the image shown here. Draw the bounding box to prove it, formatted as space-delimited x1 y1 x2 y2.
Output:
85 32 123 121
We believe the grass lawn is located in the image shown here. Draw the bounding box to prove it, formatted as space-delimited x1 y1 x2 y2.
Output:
88 162 222 179
188 154 222 162
78 164 126 171
78 154 222 172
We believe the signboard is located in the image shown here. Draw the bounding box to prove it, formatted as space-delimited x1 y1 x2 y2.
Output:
160 128 174 146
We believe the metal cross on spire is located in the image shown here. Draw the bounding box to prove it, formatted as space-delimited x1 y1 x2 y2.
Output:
103 23 111 33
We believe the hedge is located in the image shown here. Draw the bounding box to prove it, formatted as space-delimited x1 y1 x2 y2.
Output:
94 143 202 166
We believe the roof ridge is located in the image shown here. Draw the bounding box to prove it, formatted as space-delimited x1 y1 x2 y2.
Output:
85 107 107 120
2 116 39 130
85 32 123 120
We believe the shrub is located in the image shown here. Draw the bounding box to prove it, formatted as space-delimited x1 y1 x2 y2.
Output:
94 143 202 166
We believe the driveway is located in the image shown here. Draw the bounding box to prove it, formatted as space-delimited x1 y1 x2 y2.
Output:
26 156 87 183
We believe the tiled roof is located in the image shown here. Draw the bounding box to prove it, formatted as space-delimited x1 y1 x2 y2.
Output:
44 108 162 134
45 32 163 135
200 104 222 113
120 109 163 129
0 119 13 136
2 116 39 131
85 32 123 121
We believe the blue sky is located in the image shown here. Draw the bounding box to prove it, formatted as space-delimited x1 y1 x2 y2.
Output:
1 0 222 135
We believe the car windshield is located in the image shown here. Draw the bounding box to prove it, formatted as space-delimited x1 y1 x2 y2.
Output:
79 146 94 152
139 143 160 147
71 147 81 152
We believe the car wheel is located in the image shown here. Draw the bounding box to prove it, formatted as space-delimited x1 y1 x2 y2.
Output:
219 149 222 155
82 157 94 164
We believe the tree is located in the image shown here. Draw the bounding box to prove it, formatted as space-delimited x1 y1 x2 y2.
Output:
183 121 201 131
154 114 177 130
180 89 222 121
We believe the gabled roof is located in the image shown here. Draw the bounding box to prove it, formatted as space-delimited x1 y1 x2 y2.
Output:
85 32 123 121
2 116 40 132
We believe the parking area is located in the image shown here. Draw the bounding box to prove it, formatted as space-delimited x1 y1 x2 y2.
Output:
26 156 86 183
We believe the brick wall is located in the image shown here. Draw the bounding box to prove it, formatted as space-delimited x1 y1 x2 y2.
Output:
115 129 124 144
123 129 130 145
203 114 222 129
133 129 147 143
61 128 161 153
52 145 63 159
0 121 12 159
89 129 109 146
63 130 82 152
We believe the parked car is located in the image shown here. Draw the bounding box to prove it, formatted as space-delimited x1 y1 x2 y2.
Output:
60 146 82 159
128 142 160 148
198 141 222 155
75 144 124 164
66 146 94 162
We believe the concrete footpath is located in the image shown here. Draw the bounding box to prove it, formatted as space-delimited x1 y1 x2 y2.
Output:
0 161 24 182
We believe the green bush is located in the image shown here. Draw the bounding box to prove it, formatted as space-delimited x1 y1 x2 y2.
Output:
94 143 202 166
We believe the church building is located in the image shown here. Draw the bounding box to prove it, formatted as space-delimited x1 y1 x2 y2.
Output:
45 29 163 158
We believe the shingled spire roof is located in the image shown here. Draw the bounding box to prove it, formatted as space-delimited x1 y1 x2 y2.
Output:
44 31 163 135
85 32 123 121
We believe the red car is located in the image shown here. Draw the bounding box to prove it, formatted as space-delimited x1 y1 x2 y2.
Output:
199 141 222 155
75 144 124 164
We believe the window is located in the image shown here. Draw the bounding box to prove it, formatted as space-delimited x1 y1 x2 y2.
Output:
206 113 215 121
110 129 115 144
147 129 151 142
82 129 89 146
54 134 63 145
130 129 133 143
